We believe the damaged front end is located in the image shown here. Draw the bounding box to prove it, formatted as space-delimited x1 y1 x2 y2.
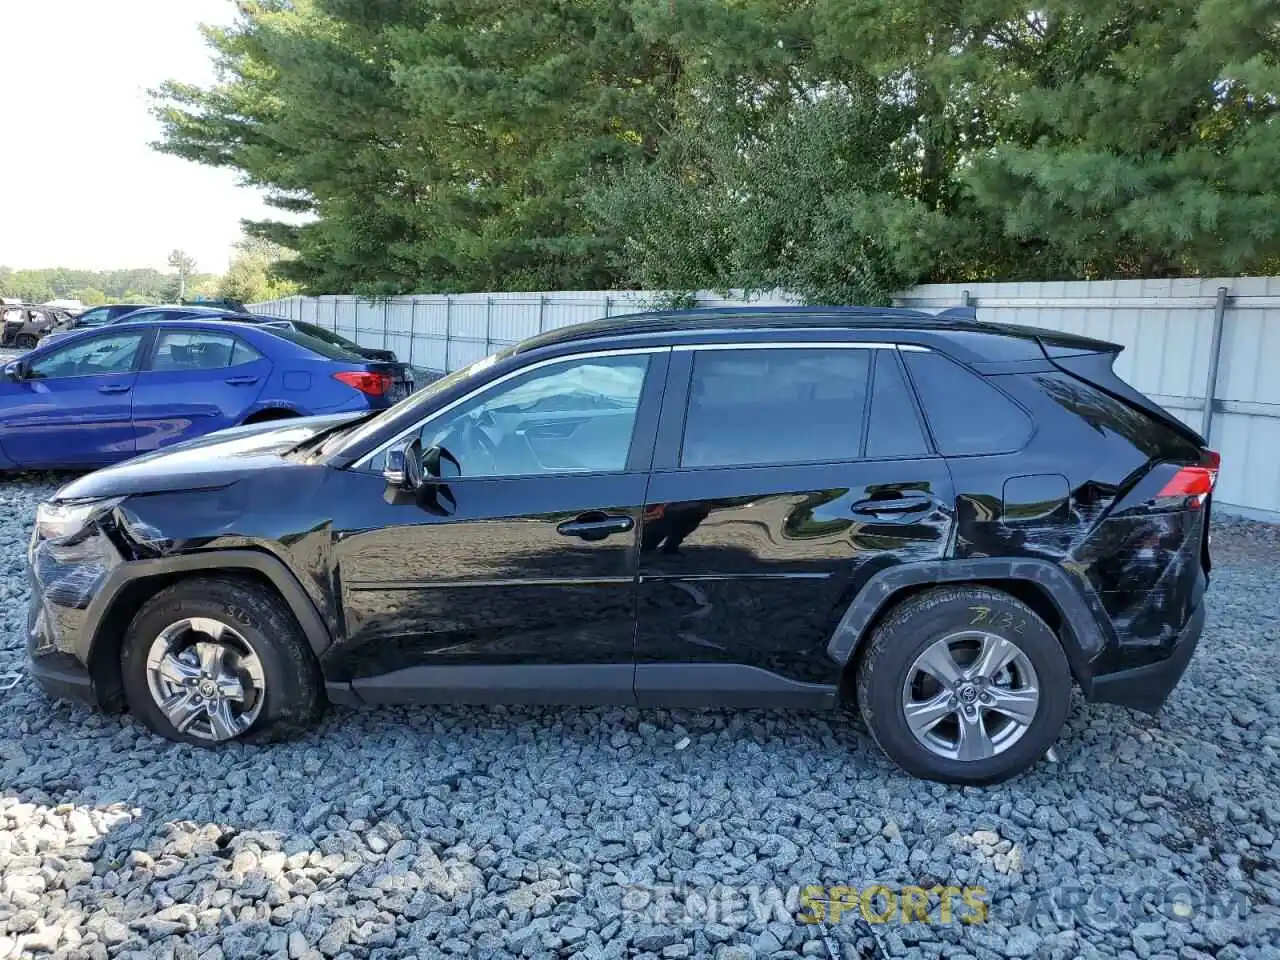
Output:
26 496 171 707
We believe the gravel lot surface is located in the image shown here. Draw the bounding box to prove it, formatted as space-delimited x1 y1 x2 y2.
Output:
1 476 1279 960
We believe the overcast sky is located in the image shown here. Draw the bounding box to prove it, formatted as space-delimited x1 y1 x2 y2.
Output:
0 0 280 274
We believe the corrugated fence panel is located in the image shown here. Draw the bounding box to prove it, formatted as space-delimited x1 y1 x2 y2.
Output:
252 280 1280 518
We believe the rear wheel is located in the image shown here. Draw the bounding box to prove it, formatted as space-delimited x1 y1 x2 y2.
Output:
855 586 1072 784
120 576 324 745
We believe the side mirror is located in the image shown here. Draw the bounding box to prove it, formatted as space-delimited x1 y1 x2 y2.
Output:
383 440 459 516
421 444 461 479
383 444 407 488
4 360 25 382
404 438 425 489
383 438 426 491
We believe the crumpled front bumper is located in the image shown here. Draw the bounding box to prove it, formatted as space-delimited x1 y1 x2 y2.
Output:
26 526 123 709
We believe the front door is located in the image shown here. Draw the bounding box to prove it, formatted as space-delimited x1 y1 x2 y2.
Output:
635 343 956 707
0 329 147 467
131 327 272 452
330 348 670 705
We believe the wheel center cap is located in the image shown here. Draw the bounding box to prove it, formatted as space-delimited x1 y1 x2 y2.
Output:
958 684 979 704
198 679 218 699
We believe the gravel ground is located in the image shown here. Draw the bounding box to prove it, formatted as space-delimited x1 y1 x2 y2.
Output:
1 476 1279 960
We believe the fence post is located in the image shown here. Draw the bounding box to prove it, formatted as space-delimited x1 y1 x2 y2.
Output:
1200 286 1229 441
603 296 612 318
961 290 972 307
408 298 417 370
485 296 493 357
444 295 453 372
537 295 546 333
382 300 390 350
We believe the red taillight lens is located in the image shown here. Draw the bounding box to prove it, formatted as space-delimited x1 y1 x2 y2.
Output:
1157 451 1219 508
333 370 392 396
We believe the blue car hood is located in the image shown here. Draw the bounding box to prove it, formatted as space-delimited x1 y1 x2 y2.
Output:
53 412 368 501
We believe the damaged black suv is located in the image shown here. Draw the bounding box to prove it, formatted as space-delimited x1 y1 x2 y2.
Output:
27 307 1216 784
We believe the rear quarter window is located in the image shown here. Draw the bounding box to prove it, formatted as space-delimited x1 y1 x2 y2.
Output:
903 350 1033 455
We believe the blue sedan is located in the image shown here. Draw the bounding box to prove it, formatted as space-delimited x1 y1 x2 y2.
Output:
0 319 414 470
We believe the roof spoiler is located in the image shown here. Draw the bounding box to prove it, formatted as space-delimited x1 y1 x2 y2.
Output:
934 306 977 321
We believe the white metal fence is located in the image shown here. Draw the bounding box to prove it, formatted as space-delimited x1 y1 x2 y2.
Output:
251 277 1280 519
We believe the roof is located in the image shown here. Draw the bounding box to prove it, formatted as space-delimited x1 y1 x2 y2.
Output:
512 306 960 352
509 305 1118 363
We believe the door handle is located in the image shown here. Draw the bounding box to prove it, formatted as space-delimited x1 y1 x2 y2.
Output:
557 513 635 541
97 384 130 395
850 492 934 517
224 375 260 386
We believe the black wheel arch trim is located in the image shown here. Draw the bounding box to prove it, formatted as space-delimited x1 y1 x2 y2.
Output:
826 558 1114 688
78 549 332 665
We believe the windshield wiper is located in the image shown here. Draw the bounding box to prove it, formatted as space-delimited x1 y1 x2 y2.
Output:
287 414 378 457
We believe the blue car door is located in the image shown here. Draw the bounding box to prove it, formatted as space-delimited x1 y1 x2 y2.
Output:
0 329 147 467
131 328 272 452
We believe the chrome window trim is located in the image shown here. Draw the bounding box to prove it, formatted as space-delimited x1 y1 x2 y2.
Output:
353 340 930 469
353 346 668 469
673 341 927 352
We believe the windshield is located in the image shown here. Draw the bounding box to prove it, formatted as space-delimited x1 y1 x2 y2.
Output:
326 351 505 457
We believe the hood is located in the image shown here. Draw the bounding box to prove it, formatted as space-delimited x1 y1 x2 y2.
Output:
53 412 368 501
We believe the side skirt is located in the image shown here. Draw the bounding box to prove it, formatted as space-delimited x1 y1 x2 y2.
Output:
336 663 841 711
349 664 637 707
635 663 838 710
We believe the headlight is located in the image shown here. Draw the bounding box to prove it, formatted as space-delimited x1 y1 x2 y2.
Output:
35 497 123 541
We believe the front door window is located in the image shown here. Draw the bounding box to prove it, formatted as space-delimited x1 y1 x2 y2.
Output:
416 354 651 478
28 331 145 379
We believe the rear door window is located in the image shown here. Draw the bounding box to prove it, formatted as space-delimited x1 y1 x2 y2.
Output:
681 347 870 467
866 350 931 458
149 330 244 371
902 350 1033 455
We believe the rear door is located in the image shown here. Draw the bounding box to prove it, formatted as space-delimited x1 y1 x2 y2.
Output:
132 328 272 452
0 329 147 467
634 343 956 706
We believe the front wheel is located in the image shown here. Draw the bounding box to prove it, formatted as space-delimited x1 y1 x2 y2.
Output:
120 576 324 745
855 586 1072 785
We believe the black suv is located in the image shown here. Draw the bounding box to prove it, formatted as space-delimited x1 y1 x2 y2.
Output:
27 307 1215 783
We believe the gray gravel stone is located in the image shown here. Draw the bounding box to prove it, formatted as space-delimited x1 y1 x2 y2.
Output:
2 479 1279 960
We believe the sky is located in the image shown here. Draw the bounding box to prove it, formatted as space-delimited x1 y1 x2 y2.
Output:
0 0 281 274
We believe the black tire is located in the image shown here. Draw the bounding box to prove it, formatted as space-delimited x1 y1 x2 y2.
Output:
855 585 1072 785
120 576 324 746
15 334 38 350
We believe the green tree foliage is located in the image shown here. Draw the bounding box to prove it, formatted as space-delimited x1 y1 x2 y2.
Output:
218 236 300 305
0 266 216 305
152 0 1280 301
153 0 681 295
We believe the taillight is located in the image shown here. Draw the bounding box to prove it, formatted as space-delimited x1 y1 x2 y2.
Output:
333 370 393 396
1156 451 1219 509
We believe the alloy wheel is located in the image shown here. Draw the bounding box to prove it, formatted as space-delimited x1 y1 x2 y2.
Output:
144 617 265 741
901 630 1040 762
